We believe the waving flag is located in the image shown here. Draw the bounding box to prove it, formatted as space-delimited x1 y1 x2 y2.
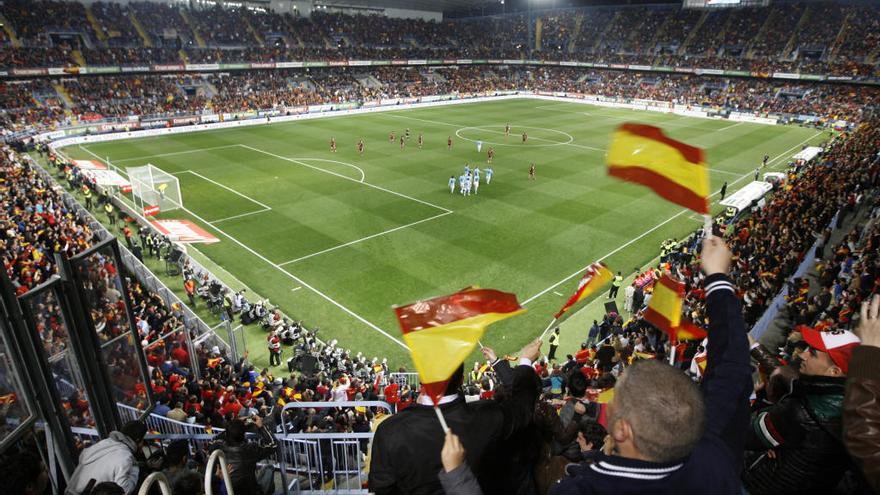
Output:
394 288 525 404
554 262 613 319
607 123 710 214
644 274 707 343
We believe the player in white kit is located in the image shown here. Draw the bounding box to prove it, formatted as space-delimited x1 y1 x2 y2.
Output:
448 175 456 194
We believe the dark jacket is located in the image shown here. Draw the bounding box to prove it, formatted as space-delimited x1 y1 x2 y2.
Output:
844 345 880 493
209 425 277 495
744 374 849 495
368 365 540 495
550 273 752 495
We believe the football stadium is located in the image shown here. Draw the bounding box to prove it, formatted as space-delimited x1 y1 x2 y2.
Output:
0 0 878 494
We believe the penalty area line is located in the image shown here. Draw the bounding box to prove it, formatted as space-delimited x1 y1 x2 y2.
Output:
176 204 409 350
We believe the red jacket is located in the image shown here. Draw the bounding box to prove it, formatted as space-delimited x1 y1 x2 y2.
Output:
384 383 400 404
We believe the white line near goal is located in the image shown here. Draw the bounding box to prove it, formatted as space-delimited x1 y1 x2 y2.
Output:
279 210 453 266
182 170 272 210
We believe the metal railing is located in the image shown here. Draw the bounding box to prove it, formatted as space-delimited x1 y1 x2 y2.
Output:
388 372 420 390
139 472 173 495
206 449 235 495
277 401 393 494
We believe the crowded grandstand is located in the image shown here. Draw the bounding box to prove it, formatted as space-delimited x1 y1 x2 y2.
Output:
0 0 879 494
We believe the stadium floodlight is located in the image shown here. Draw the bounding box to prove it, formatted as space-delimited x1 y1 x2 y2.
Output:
126 164 182 215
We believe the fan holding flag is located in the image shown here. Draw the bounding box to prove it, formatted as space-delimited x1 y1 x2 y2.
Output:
368 287 543 494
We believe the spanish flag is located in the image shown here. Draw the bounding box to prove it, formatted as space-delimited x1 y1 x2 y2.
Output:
607 123 710 214
394 288 525 404
554 262 613 319
643 274 707 343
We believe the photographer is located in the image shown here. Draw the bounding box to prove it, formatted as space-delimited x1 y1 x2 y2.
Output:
208 416 277 495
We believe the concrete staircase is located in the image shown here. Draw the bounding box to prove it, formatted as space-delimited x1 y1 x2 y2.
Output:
567 14 583 54
867 45 880 64
180 9 207 48
71 49 87 67
593 11 620 51
0 13 22 47
52 83 75 108
647 14 670 54
678 10 708 55
781 6 811 59
84 5 106 42
243 16 264 47
826 10 854 62
746 8 777 58
129 11 153 48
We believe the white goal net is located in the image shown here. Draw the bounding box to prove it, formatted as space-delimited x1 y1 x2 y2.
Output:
126 164 182 213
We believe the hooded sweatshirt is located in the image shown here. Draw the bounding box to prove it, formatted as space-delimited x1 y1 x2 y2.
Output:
65 431 140 495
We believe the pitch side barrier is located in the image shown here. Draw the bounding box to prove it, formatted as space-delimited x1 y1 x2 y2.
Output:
41 90 839 150
278 401 394 494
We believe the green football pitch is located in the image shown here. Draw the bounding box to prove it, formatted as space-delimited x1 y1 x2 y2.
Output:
62 98 826 370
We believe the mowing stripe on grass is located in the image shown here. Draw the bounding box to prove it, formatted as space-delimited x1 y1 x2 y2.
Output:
75 144 408 349
386 113 608 152
238 144 452 213
184 170 273 210
210 208 273 224
88 144 243 163
278 210 453 266
522 130 823 307
178 203 409 349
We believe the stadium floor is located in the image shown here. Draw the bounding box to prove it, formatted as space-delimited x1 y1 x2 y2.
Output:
62 98 827 368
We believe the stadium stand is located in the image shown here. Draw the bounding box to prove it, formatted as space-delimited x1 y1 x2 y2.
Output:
1 2 879 494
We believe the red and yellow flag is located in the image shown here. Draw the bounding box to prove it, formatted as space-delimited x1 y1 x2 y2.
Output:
607 123 710 214
554 262 613 319
643 274 707 343
394 288 525 404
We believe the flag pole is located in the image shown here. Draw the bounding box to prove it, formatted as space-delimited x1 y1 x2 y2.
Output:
539 316 558 340
433 406 450 432
703 214 713 238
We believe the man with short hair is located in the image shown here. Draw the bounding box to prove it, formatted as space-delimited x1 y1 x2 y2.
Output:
551 236 751 494
209 417 277 495
743 325 860 494
65 421 147 495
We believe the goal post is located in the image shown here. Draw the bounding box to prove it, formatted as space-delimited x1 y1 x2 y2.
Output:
126 164 182 213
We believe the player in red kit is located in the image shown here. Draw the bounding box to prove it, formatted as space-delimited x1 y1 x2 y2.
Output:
447 135 453 150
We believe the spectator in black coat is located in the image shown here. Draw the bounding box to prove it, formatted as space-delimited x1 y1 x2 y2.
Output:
368 338 543 495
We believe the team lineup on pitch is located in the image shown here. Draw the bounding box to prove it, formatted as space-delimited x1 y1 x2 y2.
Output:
63 98 826 368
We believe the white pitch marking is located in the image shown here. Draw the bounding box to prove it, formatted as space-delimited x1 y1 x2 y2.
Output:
716 121 745 132
279 211 452 266
553 291 564 296
522 130 824 306
710 168 742 177
183 170 273 210
209 208 272 225
178 204 409 349
94 144 242 163
238 144 452 213
387 113 607 152
294 157 366 183
291 286 302 292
